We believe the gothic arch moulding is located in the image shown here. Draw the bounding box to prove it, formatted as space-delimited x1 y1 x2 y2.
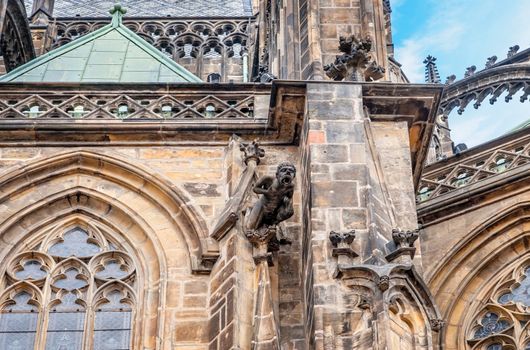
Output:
0 150 217 273
426 202 530 350
0 150 218 348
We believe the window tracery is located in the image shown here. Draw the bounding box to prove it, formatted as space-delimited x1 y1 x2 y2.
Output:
0 225 137 349
467 260 530 349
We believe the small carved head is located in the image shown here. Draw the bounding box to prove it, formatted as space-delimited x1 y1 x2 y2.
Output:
276 162 296 186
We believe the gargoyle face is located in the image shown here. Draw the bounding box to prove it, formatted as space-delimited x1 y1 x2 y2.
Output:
276 162 296 186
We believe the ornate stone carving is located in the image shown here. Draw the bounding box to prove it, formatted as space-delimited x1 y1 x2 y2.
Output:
253 65 276 83
385 228 419 263
423 55 441 84
240 140 265 165
378 275 390 291
464 65 477 78
485 55 497 68
507 45 520 58
245 162 296 232
445 74 457 85
392 228 419 249
324 35 385 82
329 230 358 268
430 318 445 332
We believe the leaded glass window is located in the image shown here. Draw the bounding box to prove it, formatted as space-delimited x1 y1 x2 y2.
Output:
467 261 530 349
0 225 137 349
94 290 133 350
0 292 39 350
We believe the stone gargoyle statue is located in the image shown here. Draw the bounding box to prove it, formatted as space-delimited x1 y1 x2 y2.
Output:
244 162 296 237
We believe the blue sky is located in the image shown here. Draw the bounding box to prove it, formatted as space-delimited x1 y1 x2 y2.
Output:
392 0 529 148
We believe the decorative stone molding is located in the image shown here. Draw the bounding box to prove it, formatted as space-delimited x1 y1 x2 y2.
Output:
329 230 358 266
430 318 445 332
336 264 443 348
377 275 390 291
324 35 385 82
211 138 265 240
385 228 419 263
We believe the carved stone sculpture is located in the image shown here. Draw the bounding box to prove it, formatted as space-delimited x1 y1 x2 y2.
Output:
464 65 477 78
329 230 358 269
391 228 419 249
324 35 385 82
245 162 296 232
385 228 419 263
507 45 520 58
485 55 497 68
445 74 457 85
253 65 277 83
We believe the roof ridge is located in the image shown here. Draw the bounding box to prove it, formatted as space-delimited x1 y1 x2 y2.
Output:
1 4 202 83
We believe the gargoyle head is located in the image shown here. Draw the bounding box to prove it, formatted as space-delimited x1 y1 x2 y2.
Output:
276 162 296 186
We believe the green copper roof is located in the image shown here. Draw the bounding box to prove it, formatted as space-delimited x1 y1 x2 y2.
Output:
0 5 202 83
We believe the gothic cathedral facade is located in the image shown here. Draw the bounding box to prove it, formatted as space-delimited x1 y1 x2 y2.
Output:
0 0 528 349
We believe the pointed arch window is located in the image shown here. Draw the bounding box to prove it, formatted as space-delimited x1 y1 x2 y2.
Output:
0 225 137 349
466 260 530 349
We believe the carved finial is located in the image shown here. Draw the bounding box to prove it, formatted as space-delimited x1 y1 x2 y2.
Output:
445 74 457 85
324 35 384 82
485 55 497 69
109 4 127 26
423 55 441 84
507 45 520 58
392 228 419 249
464 65 476 78
239 140 265 165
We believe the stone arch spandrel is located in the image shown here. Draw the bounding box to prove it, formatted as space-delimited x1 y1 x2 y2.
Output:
0 150 217 273
427 203 530 350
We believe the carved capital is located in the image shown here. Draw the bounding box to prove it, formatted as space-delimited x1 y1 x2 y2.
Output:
329 230 358 266
246 225 278 246
239 139 265 165
430 318 445 332
386 228 419 263
329 230 356 247
392 228 419 249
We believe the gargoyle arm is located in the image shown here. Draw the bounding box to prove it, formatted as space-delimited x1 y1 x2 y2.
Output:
253 176 274 194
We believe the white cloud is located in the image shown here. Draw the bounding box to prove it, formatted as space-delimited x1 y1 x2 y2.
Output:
393 0 530 146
